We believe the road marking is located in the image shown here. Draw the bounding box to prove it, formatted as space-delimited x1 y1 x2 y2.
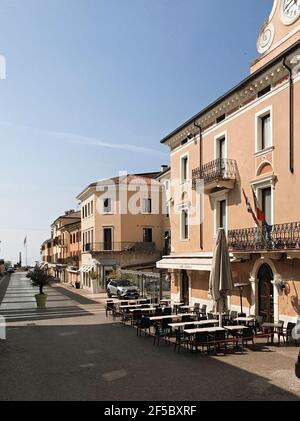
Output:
59 331 78 337
84 349 101 355
80 363 96 368
102 369 128 382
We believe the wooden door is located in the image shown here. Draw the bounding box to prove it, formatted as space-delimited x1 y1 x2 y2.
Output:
258 264 274 323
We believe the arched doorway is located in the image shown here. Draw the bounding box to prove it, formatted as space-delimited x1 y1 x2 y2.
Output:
258 264 274 323
180 270 189 305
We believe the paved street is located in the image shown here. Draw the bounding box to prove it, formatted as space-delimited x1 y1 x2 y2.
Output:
0 272 299 401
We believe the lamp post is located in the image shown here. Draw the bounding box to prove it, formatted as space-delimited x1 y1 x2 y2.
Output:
234 283 248 316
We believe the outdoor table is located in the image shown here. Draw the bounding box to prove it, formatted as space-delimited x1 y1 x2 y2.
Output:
129 307 156 313
234 317 255 324
184 327 226 335
149 313 196 322
225 325 248 331
168 320 219 330
119 304 143 309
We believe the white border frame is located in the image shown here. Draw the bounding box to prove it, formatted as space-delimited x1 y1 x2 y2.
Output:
214 130 228 160
179 152 189 185
255 105 273 153
180 208 190 241
251 177 275 225
213 191 228 236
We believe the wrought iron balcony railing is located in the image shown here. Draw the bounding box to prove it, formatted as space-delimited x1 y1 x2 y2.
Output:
83 242 156 253
192 158 238 190
228 222 300 252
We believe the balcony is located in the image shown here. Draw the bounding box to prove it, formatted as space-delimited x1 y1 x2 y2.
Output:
192 158 238 193
228 222 300 253
83 242 156 253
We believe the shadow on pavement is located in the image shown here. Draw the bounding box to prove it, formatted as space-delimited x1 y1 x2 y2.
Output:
0 320 299 401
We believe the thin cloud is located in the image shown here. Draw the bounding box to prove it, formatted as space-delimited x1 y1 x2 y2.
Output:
0 121 167 156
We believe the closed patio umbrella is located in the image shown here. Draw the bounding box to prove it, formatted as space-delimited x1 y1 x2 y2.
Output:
208 228 233 327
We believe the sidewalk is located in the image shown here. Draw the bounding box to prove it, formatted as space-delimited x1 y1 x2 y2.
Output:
52 282 109 305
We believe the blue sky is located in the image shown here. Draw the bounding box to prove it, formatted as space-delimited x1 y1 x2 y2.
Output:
0 0 273 264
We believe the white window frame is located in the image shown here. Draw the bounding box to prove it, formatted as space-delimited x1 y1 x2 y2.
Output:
180 208 190 241
180 153 189 185
255 105 273 154
213 191 228 235
214 131 228 160
142 197 152 214
103 197 113 214
251 177 275 225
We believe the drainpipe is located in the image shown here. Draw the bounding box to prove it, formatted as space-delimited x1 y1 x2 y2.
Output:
194 120 203 250
282 58 294 174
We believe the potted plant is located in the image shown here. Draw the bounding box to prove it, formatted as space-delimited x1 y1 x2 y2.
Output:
89 270 99 294
28 266 53 308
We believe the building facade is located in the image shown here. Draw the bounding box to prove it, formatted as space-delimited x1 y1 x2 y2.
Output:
41 210 81 282
61 221 82 286
157 0 300 324
76 171 165 292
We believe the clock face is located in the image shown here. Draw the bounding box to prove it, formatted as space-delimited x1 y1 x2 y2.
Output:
281 0 300 25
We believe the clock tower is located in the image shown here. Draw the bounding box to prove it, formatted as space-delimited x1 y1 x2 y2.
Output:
251 0 300 73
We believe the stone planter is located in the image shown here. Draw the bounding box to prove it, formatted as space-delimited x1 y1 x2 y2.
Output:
35 294 48 308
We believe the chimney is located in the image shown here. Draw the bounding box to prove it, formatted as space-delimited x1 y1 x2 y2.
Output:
161 165 168 173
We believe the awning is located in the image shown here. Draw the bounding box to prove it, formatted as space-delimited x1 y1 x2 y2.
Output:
67 269 79 274
156 257 213 272
79 265 93 273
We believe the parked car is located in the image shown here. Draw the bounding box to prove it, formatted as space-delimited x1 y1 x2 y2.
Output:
6 267 15 274
107 280 140 299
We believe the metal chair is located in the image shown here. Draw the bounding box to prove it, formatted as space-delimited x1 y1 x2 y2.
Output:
105 301 115 317
153 318 172 346
200 304 207 316
174 329 189 353
189 332 208 353
137 317 151 336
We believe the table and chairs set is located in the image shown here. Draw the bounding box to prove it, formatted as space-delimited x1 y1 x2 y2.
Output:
105 299 300 354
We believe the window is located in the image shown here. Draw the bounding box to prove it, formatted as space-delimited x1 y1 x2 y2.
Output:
82 207 85 219
256 109 272 152
103 198 112 213
165 203 169 218
217 137 226 160
181 209 189 240
261 187 272 225
261 114 271 150
219 200 227 230
91 201 94 215
103 228 113 250
142 198 152 213
143 228 153 243
181 155 188 183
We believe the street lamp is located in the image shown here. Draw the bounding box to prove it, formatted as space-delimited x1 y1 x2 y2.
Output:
234 283 248 316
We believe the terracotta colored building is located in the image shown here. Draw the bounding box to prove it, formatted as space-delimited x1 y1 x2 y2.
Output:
41 210 81 282
76 171 165 291
157 1 300 324
61 221 81 286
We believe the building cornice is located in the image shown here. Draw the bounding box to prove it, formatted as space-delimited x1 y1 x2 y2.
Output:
161 40 300 150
